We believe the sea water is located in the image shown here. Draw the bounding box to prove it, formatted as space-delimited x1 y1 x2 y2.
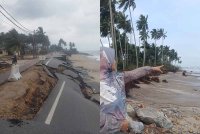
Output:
181 66 200 78
84 50 100 61
179 66 200 89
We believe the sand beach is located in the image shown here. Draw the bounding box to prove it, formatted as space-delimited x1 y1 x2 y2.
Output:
69 53 99 92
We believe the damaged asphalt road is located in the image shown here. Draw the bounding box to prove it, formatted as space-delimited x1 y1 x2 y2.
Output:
0 55 99 134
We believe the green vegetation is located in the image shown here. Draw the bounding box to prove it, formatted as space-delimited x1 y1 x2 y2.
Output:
0 27 78 59
100 0 182 71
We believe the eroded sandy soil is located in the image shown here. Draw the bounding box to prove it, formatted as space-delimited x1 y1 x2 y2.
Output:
0 65 57 120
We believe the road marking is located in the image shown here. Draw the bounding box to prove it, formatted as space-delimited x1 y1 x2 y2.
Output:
45 58 52 66
45 81 66 125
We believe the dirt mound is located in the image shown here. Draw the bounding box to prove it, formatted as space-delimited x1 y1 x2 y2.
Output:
0 65 57 120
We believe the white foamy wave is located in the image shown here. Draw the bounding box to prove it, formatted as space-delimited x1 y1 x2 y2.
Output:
181 66 200 77
82 50 99 61
87 55 99 61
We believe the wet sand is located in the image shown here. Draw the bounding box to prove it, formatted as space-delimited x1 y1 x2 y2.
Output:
130 72 200 133
69 54 99 84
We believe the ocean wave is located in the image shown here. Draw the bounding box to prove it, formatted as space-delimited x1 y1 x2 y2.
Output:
82 50 99 61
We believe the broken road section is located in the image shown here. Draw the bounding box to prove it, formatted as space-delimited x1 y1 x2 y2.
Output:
0 65 57 120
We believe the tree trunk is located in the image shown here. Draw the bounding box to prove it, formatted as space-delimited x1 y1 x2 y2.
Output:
100 39 104 47
107 36 111 47
127 37 128 65
32 32 36 58
128 5 138 68
154 39 157 66
113 27 118 63
143 35 148 67
109 0 114 49
161 38 164 65
109 0 117 70
32 44 34 58
124 34 126 67
118 32 124 70
138 37 140 67
143 41 146 66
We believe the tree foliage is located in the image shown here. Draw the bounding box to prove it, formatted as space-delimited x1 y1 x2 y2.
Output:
100 0 181 71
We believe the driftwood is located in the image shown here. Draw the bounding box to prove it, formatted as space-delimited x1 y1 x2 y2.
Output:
162 79 168 83
124 67 162 96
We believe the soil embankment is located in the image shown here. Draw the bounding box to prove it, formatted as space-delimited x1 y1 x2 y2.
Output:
0 65 57 120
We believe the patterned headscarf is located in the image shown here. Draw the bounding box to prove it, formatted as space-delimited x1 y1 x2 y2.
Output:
100 47 126 133
100 47 115 80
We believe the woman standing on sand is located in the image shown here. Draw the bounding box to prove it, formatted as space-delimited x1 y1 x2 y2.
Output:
100 47 163 134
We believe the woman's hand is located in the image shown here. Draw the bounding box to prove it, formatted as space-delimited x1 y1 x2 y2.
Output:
152 65 164 74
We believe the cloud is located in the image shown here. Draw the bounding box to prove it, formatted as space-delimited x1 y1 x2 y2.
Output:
0 0 99 51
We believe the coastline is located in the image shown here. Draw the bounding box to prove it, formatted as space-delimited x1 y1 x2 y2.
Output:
129 72 200 133
69 53 99 84
69 54 100 94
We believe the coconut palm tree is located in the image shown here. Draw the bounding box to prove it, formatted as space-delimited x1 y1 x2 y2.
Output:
151 28 161 66
136 15 149 66
158 28 167 64
119 0 139 68
58 38 67 48
115 12 131 69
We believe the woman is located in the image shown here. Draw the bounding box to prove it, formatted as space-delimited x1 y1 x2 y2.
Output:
100 47 163 134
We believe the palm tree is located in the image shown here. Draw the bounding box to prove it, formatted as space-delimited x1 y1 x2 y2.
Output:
58 38 67 47
151 29 161 66
158 28 167 64
4 29 21 55
119 0 139 68
136 15 149 66
117 32 124 69
162 45 170 64
116 12 131 68
35 27 47 56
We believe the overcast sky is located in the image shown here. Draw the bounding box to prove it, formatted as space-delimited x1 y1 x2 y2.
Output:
0 0 99 51
102 0 200 67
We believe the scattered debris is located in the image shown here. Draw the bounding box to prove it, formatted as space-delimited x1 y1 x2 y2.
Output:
144 123 170 134
193 88 198 91
150 76 160 83
162 79 168 83
7 119 28 127
182 70 187 76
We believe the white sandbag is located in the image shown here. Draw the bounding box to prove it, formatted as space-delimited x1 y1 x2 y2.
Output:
8 64 22 81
